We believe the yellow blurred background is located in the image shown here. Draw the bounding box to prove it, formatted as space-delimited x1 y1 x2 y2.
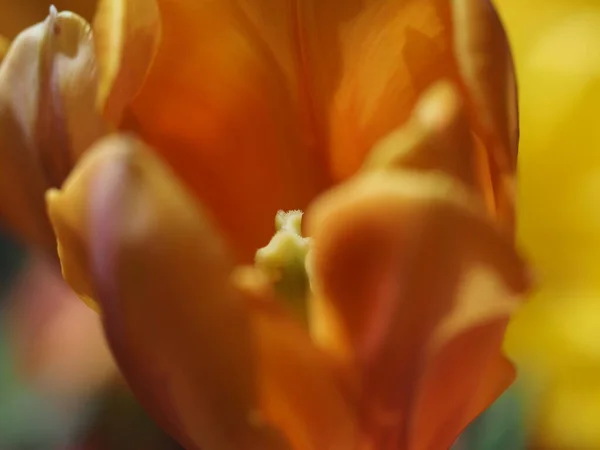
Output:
498 0 600 448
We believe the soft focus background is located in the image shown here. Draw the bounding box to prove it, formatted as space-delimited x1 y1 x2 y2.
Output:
500 1 600 449
0 0 599 449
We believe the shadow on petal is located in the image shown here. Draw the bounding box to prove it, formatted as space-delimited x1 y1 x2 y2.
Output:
452 0 519 231
48 133 359 450
0 10 105 253
93 0 161 124
364 81 476 191
236 270 361 450
0 35 8 61
306 170 529 449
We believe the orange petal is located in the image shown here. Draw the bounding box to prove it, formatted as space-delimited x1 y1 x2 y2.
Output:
93 0 161 124
364 81 476 190
236 270 361 450
0 0 97 38
119 0 515 251
48 134 357 450
322 0 457 181
47 134 283 449
363 80 509 227
124 0 330 261
452 0 519 229
0 9 105 253
0 35 8 61
321 0 516 229
306 170 529 449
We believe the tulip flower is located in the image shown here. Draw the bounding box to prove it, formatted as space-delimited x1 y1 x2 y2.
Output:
1 0 530 449
495 0 600 449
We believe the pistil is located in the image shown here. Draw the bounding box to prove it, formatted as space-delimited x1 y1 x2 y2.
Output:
255 210 311 322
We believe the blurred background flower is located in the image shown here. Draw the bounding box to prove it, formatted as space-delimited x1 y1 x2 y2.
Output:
0 234 184 449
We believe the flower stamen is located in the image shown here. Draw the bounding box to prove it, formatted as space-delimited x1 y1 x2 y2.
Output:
255 210 311 322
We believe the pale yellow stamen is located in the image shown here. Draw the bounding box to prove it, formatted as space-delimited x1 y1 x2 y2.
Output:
255 210 311 321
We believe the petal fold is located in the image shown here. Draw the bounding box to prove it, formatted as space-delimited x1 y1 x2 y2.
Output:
452 0 519 229
237 271 361 450
0 35 8 62
48 134 357 450
364 81 476 190
93 0 161 124
323 0 457 181
123 0 330 260
47 134 283 449
0 10 105 252
306 170 529 449
115 0 519 253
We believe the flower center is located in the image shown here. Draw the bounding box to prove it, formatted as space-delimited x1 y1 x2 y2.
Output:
254 210 311 322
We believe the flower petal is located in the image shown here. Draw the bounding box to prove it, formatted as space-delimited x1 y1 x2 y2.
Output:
306 170 529 449
453 0 519 166
124 0 331 260
47 134 283 449
47 134 357 450
118 0 517 256
93 0 161 124
0 9 105 252
322 0 457 181
320 0 517 230
0 0 97 38
364 81 477 191
452 0 519 229
0 35 8 61
236 270 361 450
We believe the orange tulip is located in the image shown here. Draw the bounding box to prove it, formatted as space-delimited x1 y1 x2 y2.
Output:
1 0 529 449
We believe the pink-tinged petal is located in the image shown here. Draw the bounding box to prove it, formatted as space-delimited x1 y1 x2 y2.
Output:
452 0 519 229
93 0 161 124
306 170 529 449
47 134 278 450
0 9 105 252
47 134 358 450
